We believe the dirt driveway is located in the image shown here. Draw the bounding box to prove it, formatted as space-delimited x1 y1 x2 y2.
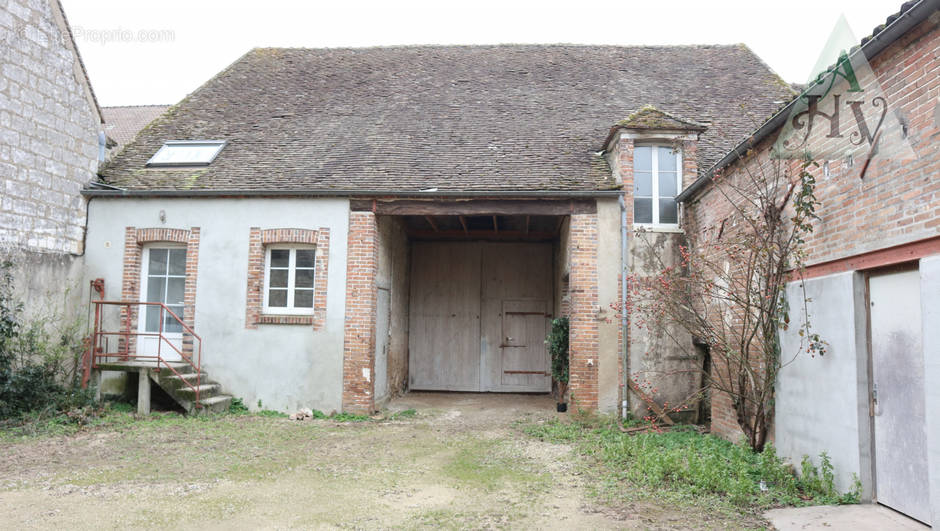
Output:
0 393 698 529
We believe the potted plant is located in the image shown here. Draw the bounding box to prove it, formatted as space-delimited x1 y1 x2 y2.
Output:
547 317 569 412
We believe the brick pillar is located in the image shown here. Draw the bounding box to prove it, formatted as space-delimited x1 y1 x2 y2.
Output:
342 211 378 413
568 213 599 410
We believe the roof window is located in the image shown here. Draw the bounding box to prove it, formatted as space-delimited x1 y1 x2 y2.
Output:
146 140 226 166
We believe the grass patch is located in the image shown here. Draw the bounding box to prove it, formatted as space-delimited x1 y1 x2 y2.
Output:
442 438 547 492
522 417 860 516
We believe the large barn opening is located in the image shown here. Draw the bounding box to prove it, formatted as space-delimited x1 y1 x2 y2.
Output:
366 199 584 405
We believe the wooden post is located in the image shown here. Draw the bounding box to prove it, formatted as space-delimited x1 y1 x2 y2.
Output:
137 368 151 415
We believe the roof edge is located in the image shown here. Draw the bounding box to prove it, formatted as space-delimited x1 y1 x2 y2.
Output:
676 0 939 203
82 188 624 199
51 0 103 124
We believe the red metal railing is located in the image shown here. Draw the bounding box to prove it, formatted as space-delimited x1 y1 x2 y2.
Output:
81 300 203 407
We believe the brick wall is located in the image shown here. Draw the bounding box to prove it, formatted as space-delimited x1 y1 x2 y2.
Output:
685 14 940 441
568 213 599 409
0 0 99 255
245 227 331 329
342 211 378 413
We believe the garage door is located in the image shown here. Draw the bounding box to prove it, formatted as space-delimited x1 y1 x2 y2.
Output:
409 242 552 392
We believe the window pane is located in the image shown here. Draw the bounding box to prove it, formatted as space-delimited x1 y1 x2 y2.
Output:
296 249 316 268
270 249 289 268
146 277 166 303
269 269 288 288
165 306 183 333
659 198 678 224
145 305 161 332
268 289 287 307
295 269 314 288
634 146 652 171
166 277 185 305
294 289 314 308
148 249 168 275
658 147 678 172
634 198 653 224
168 249 186 275
634 171 652 197
659 172 677 197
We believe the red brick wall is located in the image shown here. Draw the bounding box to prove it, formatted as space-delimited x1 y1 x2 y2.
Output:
342 211 378 413
686 15 940 441
245 227 331 329
568 213 599 409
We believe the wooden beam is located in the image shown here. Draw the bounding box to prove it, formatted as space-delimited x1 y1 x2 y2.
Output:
424 216 439 232
350 199 596 215
524 215 530 235
492 215 498 234
406 229 556 241
458 215 469 235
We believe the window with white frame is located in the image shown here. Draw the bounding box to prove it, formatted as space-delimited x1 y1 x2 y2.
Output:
263 246 316 314
633 145 681 226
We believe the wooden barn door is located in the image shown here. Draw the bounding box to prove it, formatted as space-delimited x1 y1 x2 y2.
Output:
409 241 551 393
408 242 482 391
481 243 552 392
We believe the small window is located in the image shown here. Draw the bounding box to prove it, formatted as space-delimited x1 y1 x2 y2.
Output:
263 246 316 315
634 145 681 226
146 140 226 167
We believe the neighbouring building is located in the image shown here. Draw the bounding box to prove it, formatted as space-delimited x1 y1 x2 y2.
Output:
0 0 105 319
102 104 169 155
679 0 939 524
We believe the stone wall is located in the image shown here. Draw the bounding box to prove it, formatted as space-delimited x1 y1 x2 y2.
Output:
1 0 100 321
1 0 99 255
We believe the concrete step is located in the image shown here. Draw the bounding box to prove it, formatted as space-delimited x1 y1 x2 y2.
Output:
173 383 221 399
160 373 210 389
198 395 233 414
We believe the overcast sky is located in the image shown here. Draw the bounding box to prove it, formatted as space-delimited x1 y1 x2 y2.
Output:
60 0 900 107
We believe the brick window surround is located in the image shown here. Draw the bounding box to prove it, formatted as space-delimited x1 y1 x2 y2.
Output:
246 228 330 329
121 227 201 353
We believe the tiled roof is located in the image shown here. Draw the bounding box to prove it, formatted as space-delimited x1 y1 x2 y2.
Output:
98 45 795 194
102 105 170 151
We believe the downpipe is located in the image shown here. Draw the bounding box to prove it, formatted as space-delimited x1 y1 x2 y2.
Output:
619 194 631 419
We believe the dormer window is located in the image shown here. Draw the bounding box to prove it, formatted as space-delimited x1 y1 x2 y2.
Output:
146 140 226 167
634 144 681 226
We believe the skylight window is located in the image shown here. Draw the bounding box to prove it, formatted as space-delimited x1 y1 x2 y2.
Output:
146 140 226 167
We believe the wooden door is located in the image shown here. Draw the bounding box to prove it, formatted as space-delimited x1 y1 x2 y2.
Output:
138 245 186 361
870 268 930 524
408 242 482 391
374 287 391 401
481 243 552 392
499 299 551 389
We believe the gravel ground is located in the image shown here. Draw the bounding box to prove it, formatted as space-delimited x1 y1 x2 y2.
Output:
0 393 728 530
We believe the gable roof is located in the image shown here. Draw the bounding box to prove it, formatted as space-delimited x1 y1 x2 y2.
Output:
96 44 794 195
103 105 171 151
617 105 708 131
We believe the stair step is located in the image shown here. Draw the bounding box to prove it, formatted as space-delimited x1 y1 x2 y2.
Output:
161 373 210 386
174 383 220 396
198 395 233 414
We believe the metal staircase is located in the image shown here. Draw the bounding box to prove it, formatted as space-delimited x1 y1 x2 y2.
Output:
82 301 232 414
